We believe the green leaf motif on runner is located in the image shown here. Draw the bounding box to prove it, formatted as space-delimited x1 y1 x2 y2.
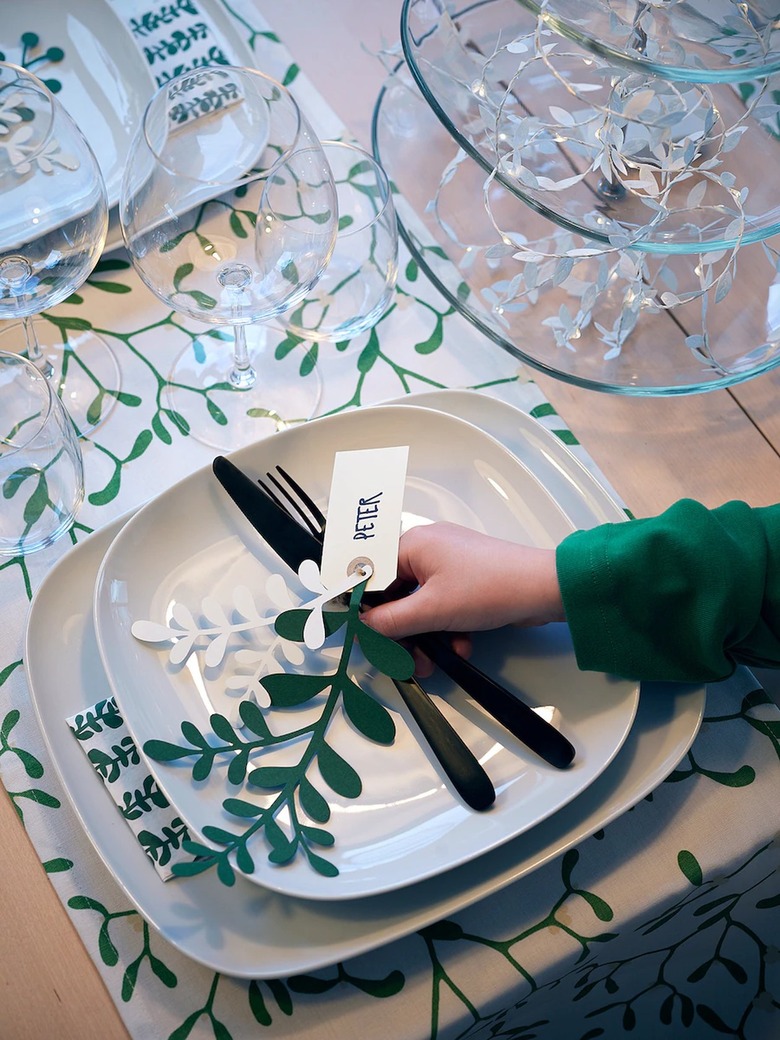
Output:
299 342 318 378
554 429 579 446
357 328 380 373
419 920 465 942
287 965 405 998
69 894 177 999
415 318 444 355
1 707 60 822
43 857 73 873
678 849 703 886
530 402 557 419
90 280 132 295
282 63 299 86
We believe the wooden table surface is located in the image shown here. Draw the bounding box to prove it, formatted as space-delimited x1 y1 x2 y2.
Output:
2 3 779 1038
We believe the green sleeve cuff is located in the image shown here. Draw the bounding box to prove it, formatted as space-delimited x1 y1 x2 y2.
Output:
556 499 779 683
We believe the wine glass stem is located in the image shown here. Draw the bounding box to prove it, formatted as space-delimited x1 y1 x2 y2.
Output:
229 323 257 390
23 317 55 381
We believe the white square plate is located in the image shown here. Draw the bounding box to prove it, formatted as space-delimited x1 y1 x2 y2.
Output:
92 404 639 900
0 0 254 208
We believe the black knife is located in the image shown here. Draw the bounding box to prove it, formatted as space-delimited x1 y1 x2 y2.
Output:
212 455 575 768
212 455 495 811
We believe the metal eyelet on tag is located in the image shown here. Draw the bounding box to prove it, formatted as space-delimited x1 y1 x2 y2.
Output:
348 557 373 579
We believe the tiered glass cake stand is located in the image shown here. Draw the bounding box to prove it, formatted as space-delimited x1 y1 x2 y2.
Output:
372 0 780 394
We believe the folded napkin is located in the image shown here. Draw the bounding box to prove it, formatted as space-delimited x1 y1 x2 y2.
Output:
67 697 191 881
109 0 246 88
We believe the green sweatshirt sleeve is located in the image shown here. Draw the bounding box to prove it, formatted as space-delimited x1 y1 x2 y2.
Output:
556 499 780 683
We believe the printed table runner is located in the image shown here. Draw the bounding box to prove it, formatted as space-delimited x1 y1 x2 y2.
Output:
1 3 779 1038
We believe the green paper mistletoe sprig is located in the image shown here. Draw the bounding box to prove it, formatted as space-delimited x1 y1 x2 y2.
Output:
142 577 414 885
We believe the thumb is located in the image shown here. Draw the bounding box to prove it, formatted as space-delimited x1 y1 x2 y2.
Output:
361 585 438 642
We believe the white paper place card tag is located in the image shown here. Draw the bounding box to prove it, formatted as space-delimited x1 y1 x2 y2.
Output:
320 446 409 593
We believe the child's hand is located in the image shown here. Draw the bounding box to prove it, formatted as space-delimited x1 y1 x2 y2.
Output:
361 522 564 673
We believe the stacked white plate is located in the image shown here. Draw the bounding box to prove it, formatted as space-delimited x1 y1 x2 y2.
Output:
25 391 705 976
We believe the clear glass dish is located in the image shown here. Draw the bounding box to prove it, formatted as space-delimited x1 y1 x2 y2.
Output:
517 0 780 84
372 60 780 394
401 0 780 251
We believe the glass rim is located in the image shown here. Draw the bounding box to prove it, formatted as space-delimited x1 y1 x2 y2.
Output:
0 350 54 455
139 64 303 187
0 61 57 167
403 0 780 84
320 139 395 234
518 0 780 84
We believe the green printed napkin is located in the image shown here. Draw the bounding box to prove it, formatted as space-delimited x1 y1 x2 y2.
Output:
67 697 191 881
109 0 244 87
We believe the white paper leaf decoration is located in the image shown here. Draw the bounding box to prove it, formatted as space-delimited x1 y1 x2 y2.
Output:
170 603 195 629
233 585 259 621
234 648 263 665
169 634 196 666
130 620 177 643
281 640 306 667
303 609 326 651
298 558 324 593
266 572 293 609
225 675 251 691
205 631 230 669
201 596 228 627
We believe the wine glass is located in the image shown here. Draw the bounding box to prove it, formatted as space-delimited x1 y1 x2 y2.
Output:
274 140 399 354
0 349 84 556
119 66 338 450
0 62 118 435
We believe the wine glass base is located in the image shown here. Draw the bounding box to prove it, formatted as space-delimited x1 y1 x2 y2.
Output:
167 326 323 451
0 320 121 437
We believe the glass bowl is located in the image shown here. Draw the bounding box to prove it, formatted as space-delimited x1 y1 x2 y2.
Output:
372 59 780 394
517 0 780 83
401 0 780 251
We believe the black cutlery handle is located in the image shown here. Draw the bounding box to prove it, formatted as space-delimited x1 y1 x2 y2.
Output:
392 677 495 811
414 632 576 769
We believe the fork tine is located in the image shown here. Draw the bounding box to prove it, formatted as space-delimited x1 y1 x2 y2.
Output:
260 470 323 539
256 475 288 514
272 467 328 532
275 466 327 531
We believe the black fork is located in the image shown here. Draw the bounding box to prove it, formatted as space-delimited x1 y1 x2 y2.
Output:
260 466 576 771
258 465 495 811
259 466 327 540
